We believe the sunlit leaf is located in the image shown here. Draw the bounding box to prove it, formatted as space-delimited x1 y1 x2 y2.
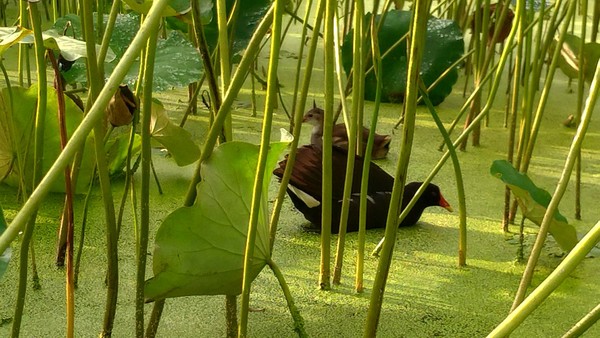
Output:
0 85 96 193
490 160 578 251
150 99 200 166
0 27 30 56
0 26 115 61
342 10 464 105
144 141 289 301
0 203 10 280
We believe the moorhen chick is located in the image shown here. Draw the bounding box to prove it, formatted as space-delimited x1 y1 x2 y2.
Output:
273 144 453 233
303 103 392 159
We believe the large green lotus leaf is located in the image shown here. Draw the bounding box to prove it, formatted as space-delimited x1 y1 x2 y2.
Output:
123 0 191 16
0 26 115 62
0 85 96 193
53 13 140 58
56 13 139 85
203 0 271 58
56 13 202 92
342 10 464 105
144 141 289 301
150 99 200 166
490 160 578 251
138 30 203 91
0 203 10 280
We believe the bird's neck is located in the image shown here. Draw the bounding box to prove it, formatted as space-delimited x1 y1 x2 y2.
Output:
310 123 323 146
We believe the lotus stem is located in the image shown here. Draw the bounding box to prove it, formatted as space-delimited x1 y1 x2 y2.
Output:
319 0 336 291
511 40 598 311
490 219 600 337
364 2 431 335
216 0 233 141
269 0 324 250
184 5 275 206
268 259 307 337
562 303 600 338
333 0 365 286
419 80 467 266
356 8 382 292
11 2 47 336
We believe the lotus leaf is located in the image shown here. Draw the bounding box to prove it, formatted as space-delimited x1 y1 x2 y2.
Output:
342 10 464 105
0 85 95 193
144 141 289 301
150 99 200 166
490 160 578 251
0 26 115 61
56 13 202 92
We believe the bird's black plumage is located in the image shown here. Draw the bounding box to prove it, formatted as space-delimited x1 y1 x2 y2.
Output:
273 145 452 233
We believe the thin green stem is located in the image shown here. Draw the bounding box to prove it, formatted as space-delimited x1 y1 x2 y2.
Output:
268 259 307 337
364 2 431 335
562 303 600 338
356 8 382 292
11 3 47 336
184 5 274 206
0 0 173 286
238 1 283 335
419 80 467 266
490 219 600 337
216 0 233 141
521 0 576 173
268 0 325 250
319 0 336 291
190 0 221 125
333 0 364 286
49 50 76 338
288 0 314 129
511 51 598 311
137 24 160 337
97 0 121 78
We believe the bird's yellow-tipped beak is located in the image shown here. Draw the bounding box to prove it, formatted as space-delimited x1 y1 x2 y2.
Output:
439 194 453 212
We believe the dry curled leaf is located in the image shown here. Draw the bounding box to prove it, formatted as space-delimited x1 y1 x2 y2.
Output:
107 84 137 127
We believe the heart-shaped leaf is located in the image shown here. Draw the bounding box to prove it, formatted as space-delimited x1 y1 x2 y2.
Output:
0 85 96 193
490 160 578 251
0 203 10 280
342 10 464 105
150 99 200 166
144 141 289 301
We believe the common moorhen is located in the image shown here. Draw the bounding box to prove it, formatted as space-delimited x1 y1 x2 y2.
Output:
303 103 392 159
273 144 453 233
